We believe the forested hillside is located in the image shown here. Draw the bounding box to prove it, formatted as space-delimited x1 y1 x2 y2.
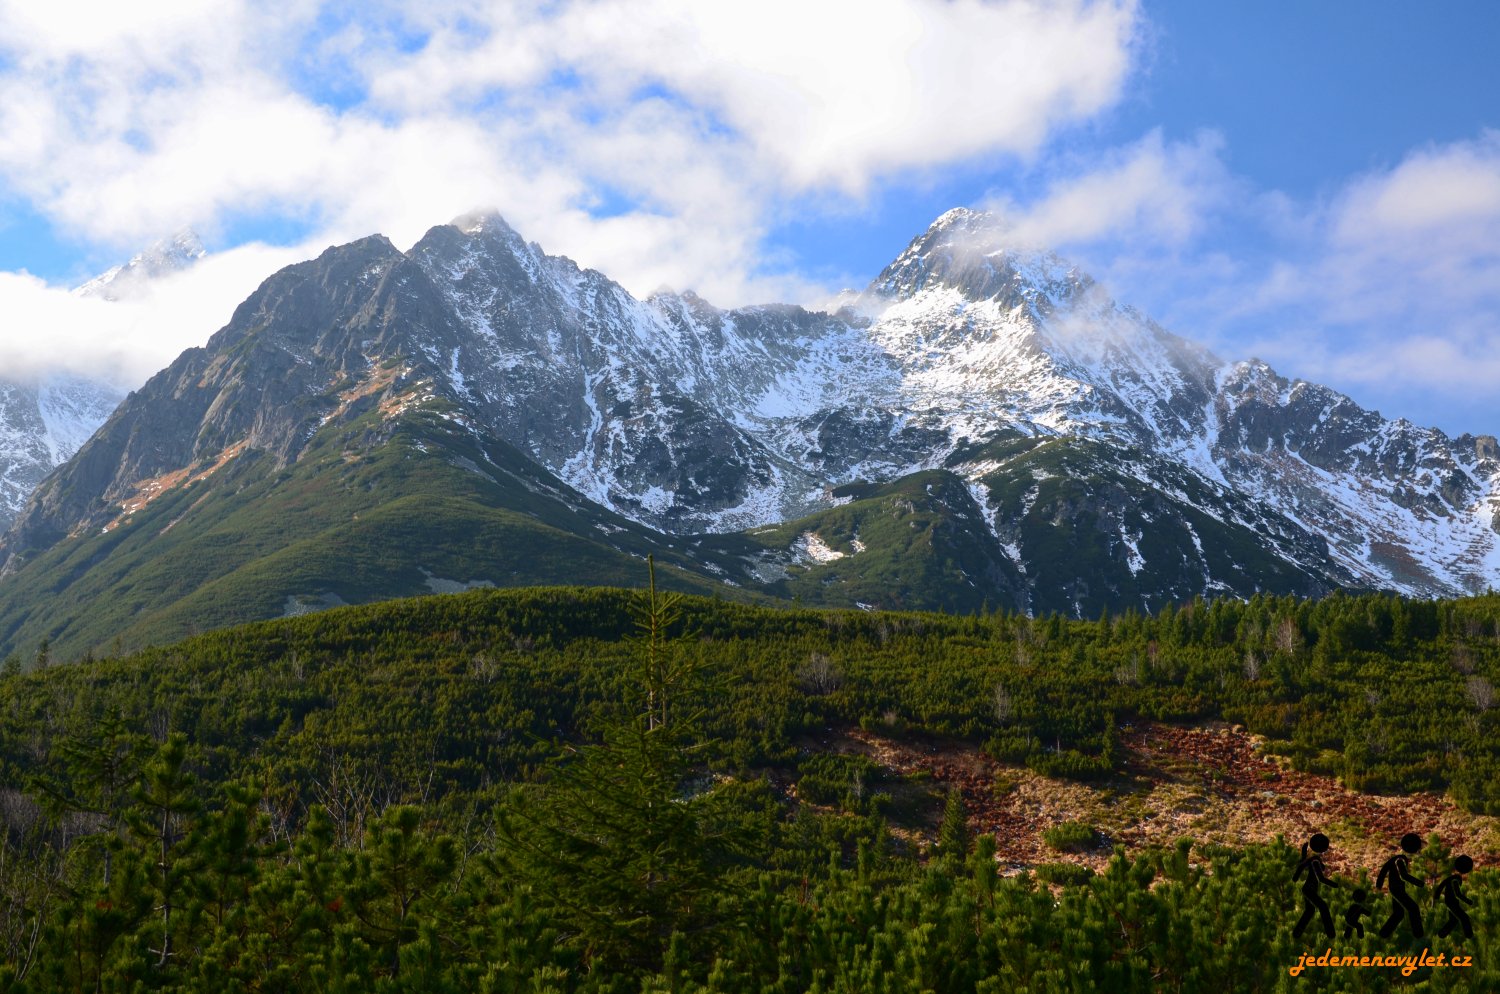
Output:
2 580 1497 991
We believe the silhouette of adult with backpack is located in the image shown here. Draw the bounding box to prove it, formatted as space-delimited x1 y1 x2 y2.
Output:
1293 833 1337 938
1377 833 1425 938
1435 855 1474 939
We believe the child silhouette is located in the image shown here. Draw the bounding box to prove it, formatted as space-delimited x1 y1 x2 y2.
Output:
1342 888 1371 939
1293 833 1336 939
1377 833 1425 938
1435 855 1474 939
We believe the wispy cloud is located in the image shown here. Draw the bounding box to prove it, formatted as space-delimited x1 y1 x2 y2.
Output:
985 128 1233 250
0 0 1144 385
1239 132 1500 412
0 241 317 386
1062 130 1500 433
0 1 1142 281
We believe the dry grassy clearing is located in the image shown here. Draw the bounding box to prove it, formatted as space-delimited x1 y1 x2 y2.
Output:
835 721 1500 873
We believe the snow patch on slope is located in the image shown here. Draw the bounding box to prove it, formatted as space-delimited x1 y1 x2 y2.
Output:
793 531 846 564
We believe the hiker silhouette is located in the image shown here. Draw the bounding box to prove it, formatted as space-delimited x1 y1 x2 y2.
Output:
1342 888 1371 939
1377 833 1425 938
1293 833 1336 939
1435 855 1474 939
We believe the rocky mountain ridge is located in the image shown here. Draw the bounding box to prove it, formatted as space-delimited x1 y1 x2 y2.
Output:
0 208 1496 656
0 374 123 533
0 230 206 533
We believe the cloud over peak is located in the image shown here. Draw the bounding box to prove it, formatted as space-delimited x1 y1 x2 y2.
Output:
0 1 1143 289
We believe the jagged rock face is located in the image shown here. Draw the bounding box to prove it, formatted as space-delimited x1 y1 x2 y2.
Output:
843 208 1500 599
3 207 1497 606
870 208 1091 309
405 217 830 530
3 237 428 557
0 231 200 537
1211 361 1500 594
0 375 122 534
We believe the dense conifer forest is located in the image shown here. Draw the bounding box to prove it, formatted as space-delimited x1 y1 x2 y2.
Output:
1 577 1497 991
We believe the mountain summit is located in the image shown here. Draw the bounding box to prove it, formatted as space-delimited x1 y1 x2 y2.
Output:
1 210 1496 656
0 230 208 532
74 229 206 300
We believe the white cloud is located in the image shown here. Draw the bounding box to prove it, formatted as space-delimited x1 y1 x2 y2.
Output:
0 0 1146 244
0 241 316 386
986 128 1231 250
1250 132 1500 333
0 0 1144 385
364 0 1141 191
1145 132 1500 432
571 0 1140 192
0 1 255 60
1335 131 1500 241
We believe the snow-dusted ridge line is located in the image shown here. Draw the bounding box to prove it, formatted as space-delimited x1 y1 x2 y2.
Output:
0 374 124 531
394 207 1500 598
2 230 202 530
11 208 1496 605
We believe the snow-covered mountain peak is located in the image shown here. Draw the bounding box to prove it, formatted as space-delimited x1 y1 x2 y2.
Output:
13 206 1495 607
870 208 1088 310
444 211 551 268
450 209 516 237
647 287 725 331
75 228 206 300
153 229 206 266
124 228 205 277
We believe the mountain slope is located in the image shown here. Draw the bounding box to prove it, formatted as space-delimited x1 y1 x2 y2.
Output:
851 210 1500 598
0 400 745 656
0 374 123 535
0 208 1496 659
0 231 206 533
0 236 769 655
390 208 1500 601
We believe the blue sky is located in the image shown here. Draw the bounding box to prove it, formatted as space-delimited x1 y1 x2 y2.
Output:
0 1 1497 435
772 2 1499 275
